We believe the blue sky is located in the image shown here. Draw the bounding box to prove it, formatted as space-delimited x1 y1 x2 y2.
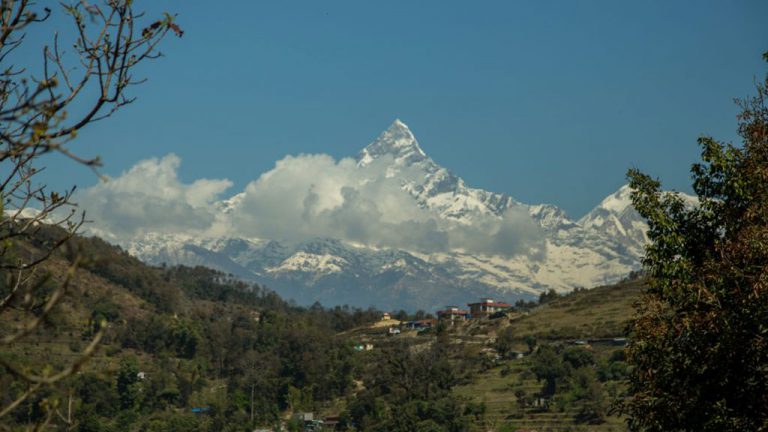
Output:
30 0 768 218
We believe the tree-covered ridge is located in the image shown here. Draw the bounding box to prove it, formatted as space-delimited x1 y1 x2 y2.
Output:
4 223 507 431
1 228 383 431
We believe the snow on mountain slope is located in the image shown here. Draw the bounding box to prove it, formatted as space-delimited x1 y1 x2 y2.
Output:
358 120 517 224
268 252 348 275
577 184 699 259
118 120 697 311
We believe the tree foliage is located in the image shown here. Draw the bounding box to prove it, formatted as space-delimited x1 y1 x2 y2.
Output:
342 330 475 432
0 1 180 424
624 52 768 431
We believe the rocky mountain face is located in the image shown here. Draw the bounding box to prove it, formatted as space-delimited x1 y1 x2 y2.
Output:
122 120 676 311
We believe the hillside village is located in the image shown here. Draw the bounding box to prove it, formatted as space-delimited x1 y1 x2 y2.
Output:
332 282 641 432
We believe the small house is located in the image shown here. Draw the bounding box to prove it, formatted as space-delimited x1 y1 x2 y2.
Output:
381 312 391 321
437 306 469 322
292 412 313 422
405 319 436 330
467 298 512 317
323 416 341 428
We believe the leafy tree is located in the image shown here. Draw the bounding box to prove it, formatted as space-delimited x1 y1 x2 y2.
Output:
624 52 768 431
570 367 606 424
140 412 200 432
562 347 595 369
116 357 140 411
524 335 537 353
345 336 473 431
75 372 119 418
494 327 515 358
514 389 528 412
531 345 566 396
0 0 180 424
169 318 202 359
538 289 560 305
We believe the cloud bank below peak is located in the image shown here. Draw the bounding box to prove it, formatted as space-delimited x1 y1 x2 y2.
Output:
80 154 232 241
78 151 546 257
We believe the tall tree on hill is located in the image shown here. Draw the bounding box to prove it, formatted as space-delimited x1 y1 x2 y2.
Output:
624 51 768 431
0 1 180 426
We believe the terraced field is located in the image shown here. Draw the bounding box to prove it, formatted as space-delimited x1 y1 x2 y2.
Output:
454 355 627 432
450 279 643 431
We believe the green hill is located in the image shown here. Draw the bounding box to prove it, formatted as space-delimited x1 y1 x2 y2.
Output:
1 228 380 431
1 227 645 431
505 278 644 340
451 279 644 432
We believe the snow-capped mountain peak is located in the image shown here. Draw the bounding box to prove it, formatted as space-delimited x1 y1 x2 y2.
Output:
576 184 646 257
586 184 634 216
118 121 695 311
357 119 427 167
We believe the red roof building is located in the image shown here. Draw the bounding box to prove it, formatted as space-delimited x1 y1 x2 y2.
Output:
467 298 512 317
437 306 470 322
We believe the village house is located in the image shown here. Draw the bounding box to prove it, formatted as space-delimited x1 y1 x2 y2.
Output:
381 312 391 321
291 412 318 430
292 412 314 422
405 319 436 331
467 298 512 317
323 416 341 429
437 306 470 322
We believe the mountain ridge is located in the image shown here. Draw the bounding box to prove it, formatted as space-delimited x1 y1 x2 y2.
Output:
118 120 689 311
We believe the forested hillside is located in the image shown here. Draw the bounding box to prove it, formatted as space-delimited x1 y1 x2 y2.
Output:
1 228 380 431
1 226 643 431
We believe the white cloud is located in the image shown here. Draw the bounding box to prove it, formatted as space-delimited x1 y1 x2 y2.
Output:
78 153 545 257
228 154 449 251
78 154 231 241
446 207 546 258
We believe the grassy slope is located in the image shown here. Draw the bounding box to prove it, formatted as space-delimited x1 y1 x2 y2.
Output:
453 278 645 432
2 237 163 378
1 231 263 398
505 278 644 340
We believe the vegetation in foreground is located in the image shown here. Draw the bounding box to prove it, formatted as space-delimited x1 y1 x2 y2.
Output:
622 51 768 431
